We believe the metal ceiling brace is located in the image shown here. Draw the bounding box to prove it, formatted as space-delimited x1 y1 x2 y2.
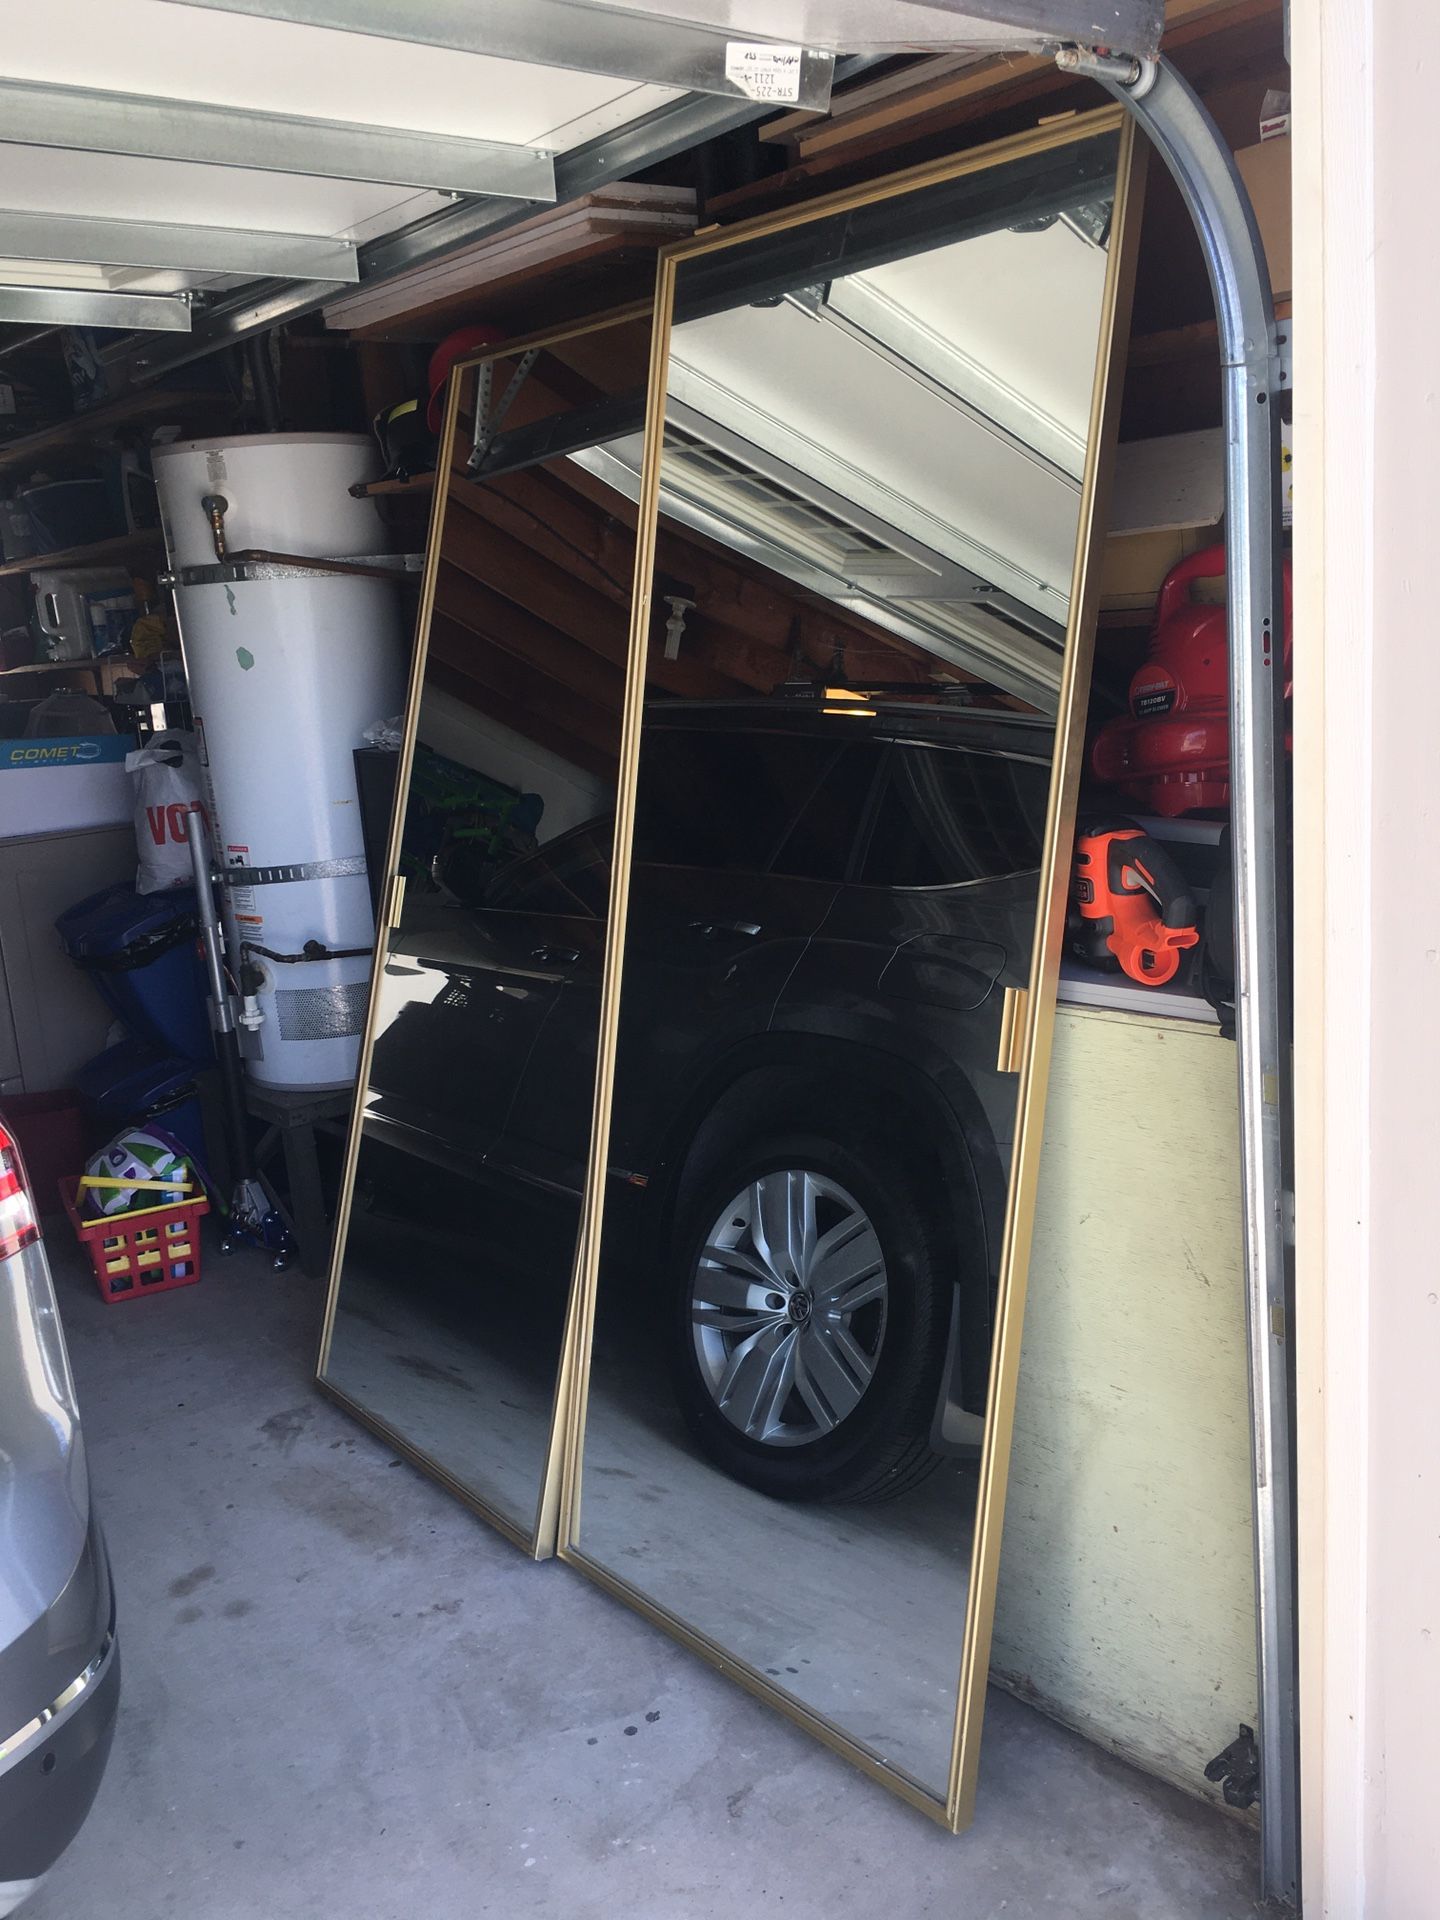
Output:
1059 47 1298 1909
0 287 193 331
0 77 557 200
0 209 360 284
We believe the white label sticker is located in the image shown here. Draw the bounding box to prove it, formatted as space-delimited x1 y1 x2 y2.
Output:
725 42 804 104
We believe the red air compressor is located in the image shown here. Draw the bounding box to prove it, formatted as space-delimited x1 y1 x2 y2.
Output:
1090 543 1293 816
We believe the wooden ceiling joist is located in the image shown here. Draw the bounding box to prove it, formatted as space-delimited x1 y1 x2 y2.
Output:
429 615 620 765
435 562 627 713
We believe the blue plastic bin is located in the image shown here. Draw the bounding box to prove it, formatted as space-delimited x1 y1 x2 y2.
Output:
75 1039 208 1171
56 883 213 1066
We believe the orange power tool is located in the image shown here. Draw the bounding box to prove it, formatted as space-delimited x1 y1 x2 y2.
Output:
1071 821 1201 986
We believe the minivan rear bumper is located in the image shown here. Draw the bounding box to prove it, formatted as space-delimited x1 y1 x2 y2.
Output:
0 1622 119 1911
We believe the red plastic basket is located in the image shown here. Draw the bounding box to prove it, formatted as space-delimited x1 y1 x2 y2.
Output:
59 1176 209 1303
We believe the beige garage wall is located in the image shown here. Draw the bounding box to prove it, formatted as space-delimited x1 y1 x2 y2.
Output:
992 1004 1257 1813
1293 3 1440 1912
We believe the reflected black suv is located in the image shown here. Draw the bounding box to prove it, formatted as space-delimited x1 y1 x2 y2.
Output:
371 700 1052 1502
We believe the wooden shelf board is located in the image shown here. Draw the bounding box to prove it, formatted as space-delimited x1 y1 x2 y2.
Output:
0 529 165 581
0 653 140 680
356 471 437 498
0 388 236 482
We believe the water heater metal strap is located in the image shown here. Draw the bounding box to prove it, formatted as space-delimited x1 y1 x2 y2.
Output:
167 551 424 587
218 856 367 888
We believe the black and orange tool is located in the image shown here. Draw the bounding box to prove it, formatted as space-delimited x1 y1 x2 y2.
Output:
1071 820 1201 986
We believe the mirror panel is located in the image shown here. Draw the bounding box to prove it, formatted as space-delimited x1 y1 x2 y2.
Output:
320 316 653 1549
566 120 1135 1815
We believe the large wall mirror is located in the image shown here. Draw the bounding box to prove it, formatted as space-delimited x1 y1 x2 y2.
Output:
319 313 658 1552
561 112 1142 1823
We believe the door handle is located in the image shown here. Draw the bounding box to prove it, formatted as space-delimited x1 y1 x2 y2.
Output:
687 919 761 939
996 985 1029 1073
530 943 580 965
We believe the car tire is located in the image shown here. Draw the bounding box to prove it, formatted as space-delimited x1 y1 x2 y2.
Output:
667 1104 950 1504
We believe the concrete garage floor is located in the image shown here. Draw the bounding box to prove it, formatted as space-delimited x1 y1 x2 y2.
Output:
31 1233 1264 1920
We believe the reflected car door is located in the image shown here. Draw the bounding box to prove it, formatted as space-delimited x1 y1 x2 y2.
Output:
476 821 614 1192
772 734 1053 1233
770 735 1054 1418
601 727 885 1177
502 724 875 1191
365 824 609 1176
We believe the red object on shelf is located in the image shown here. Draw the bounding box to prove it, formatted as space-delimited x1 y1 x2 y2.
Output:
59 1175 209 1303
426 324 506 433
1090 543 1294 817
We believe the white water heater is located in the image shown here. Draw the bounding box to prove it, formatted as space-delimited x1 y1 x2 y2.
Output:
154 433 406 1092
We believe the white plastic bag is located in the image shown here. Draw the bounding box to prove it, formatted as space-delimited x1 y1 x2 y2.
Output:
125 730 205 893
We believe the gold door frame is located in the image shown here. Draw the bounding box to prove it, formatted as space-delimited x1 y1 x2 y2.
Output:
555 106 1146 1828
316 303 657 1560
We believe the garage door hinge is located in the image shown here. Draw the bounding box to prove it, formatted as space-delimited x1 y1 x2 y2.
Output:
1204 1724 1260 1810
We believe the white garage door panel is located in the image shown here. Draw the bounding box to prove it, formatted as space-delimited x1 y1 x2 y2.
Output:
0 0 677 150
671 302 1080 619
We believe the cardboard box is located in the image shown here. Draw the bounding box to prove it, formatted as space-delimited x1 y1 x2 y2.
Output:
0 735 131 836
1100 525 1221 620
1235 135 1292 304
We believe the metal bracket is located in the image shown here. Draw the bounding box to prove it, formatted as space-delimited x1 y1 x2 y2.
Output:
1273 321 1293 396
1067 50 1299 1908
217 856 367 888
163 551 423 588
1205 1723 1262 1810
468 346 540 475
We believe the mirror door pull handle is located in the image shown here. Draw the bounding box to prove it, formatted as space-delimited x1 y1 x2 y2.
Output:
687 919 761 938
530 943 579 965
996 985 1029 1073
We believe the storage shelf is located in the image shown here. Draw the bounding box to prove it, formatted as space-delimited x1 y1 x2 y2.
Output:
0 528 165 581
0 653 140 681
0 388 235 483
354 470 437 497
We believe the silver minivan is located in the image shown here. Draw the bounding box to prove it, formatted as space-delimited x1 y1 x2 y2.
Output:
0 1120 119 1915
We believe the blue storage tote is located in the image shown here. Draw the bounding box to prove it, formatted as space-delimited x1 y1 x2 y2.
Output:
75 1038 208 1170
56 883 213 1065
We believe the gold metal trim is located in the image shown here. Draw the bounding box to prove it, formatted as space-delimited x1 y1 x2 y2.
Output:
996 986 1029 1073
947 114 1147 1833
554 256 678 1553
556 105 1146 1832
314 307 656 1564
